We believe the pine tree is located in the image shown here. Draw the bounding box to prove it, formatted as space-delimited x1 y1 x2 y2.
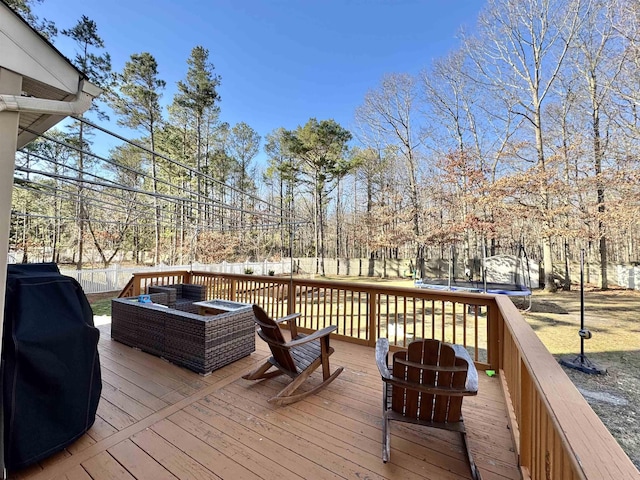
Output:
174 46 221 228
5 0 57 39
283 119 353 276
62 15 112 269
111 52 165 264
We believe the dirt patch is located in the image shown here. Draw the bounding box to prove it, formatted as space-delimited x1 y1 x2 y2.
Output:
526 289 640 470
578 387 628 406
528 299 569 314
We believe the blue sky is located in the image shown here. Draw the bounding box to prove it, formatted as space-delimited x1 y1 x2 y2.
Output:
35 0 483 160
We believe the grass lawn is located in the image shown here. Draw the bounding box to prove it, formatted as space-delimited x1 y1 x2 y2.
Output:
90 297 112 316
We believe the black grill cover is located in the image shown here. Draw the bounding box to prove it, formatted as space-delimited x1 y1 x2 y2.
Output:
3 263 102 470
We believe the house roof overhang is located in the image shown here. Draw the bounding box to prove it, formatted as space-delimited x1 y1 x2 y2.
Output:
0 0 101 147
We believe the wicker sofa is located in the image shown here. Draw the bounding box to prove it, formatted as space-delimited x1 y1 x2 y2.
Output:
111 294 255 375
147 283 206 313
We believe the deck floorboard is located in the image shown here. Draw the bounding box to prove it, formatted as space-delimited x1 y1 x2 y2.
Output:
11 325 519 480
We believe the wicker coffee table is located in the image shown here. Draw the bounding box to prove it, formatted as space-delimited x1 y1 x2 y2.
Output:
111 297 256 375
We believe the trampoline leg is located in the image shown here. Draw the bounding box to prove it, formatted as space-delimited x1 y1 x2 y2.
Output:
526 294 532 312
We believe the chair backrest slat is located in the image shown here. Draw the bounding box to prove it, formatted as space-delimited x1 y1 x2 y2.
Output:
432 342 456 423
418 339 440 421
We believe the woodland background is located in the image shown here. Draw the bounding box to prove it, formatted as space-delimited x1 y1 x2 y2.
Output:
7 0 640 292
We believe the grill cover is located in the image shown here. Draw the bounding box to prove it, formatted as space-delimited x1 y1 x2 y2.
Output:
3 263 102 470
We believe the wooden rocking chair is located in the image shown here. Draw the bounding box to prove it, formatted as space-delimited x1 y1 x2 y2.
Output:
376 338 481 479
243 305 344 406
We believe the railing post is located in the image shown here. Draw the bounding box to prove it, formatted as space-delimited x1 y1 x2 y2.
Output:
368 292 377 347
132 274 141 296
286 279 296 316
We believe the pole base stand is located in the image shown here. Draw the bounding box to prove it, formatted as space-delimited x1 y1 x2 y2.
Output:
560 354 607 375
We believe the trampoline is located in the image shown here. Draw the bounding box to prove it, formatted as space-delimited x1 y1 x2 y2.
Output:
415 250 534 310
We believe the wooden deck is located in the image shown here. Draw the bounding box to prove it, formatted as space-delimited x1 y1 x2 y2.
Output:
12 324 520 480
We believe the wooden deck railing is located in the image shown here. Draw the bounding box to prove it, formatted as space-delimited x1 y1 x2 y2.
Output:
121 271 640 480
124 271 496 366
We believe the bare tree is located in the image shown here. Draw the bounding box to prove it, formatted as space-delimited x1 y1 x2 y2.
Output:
355 74 425 275
464 0 584 291
570 0 625 289
422 50 489 267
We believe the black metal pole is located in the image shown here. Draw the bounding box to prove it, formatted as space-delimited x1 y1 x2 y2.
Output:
559 248 606 374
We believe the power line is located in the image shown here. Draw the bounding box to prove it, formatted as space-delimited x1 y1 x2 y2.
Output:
18 127 302 225
15 165 287 221
11 211 308 232
13 182 167 225
68 116 303 219
13 177 309 232
18 136 247 213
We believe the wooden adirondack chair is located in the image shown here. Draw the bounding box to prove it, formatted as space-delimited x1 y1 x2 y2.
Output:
376 338 480 479
243 305 344 406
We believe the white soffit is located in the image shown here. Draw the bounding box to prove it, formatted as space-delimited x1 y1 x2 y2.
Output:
0 3 80 95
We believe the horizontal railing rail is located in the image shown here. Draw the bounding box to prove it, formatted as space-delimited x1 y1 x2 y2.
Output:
122 270 640 480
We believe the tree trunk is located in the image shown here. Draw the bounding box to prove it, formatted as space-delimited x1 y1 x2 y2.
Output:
318 186 326 277
196 114 202 228
563 240 571 291
592 79 608 290
534 99 556 293
151 125 161 266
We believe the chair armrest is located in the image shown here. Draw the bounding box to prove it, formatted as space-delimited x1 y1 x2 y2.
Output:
376 338 391 379
285 325 337 348
383 376 478 397
451 344 478 393
147 292 170 306
275 312 301 324
148 286 177 305
275 312 300 337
